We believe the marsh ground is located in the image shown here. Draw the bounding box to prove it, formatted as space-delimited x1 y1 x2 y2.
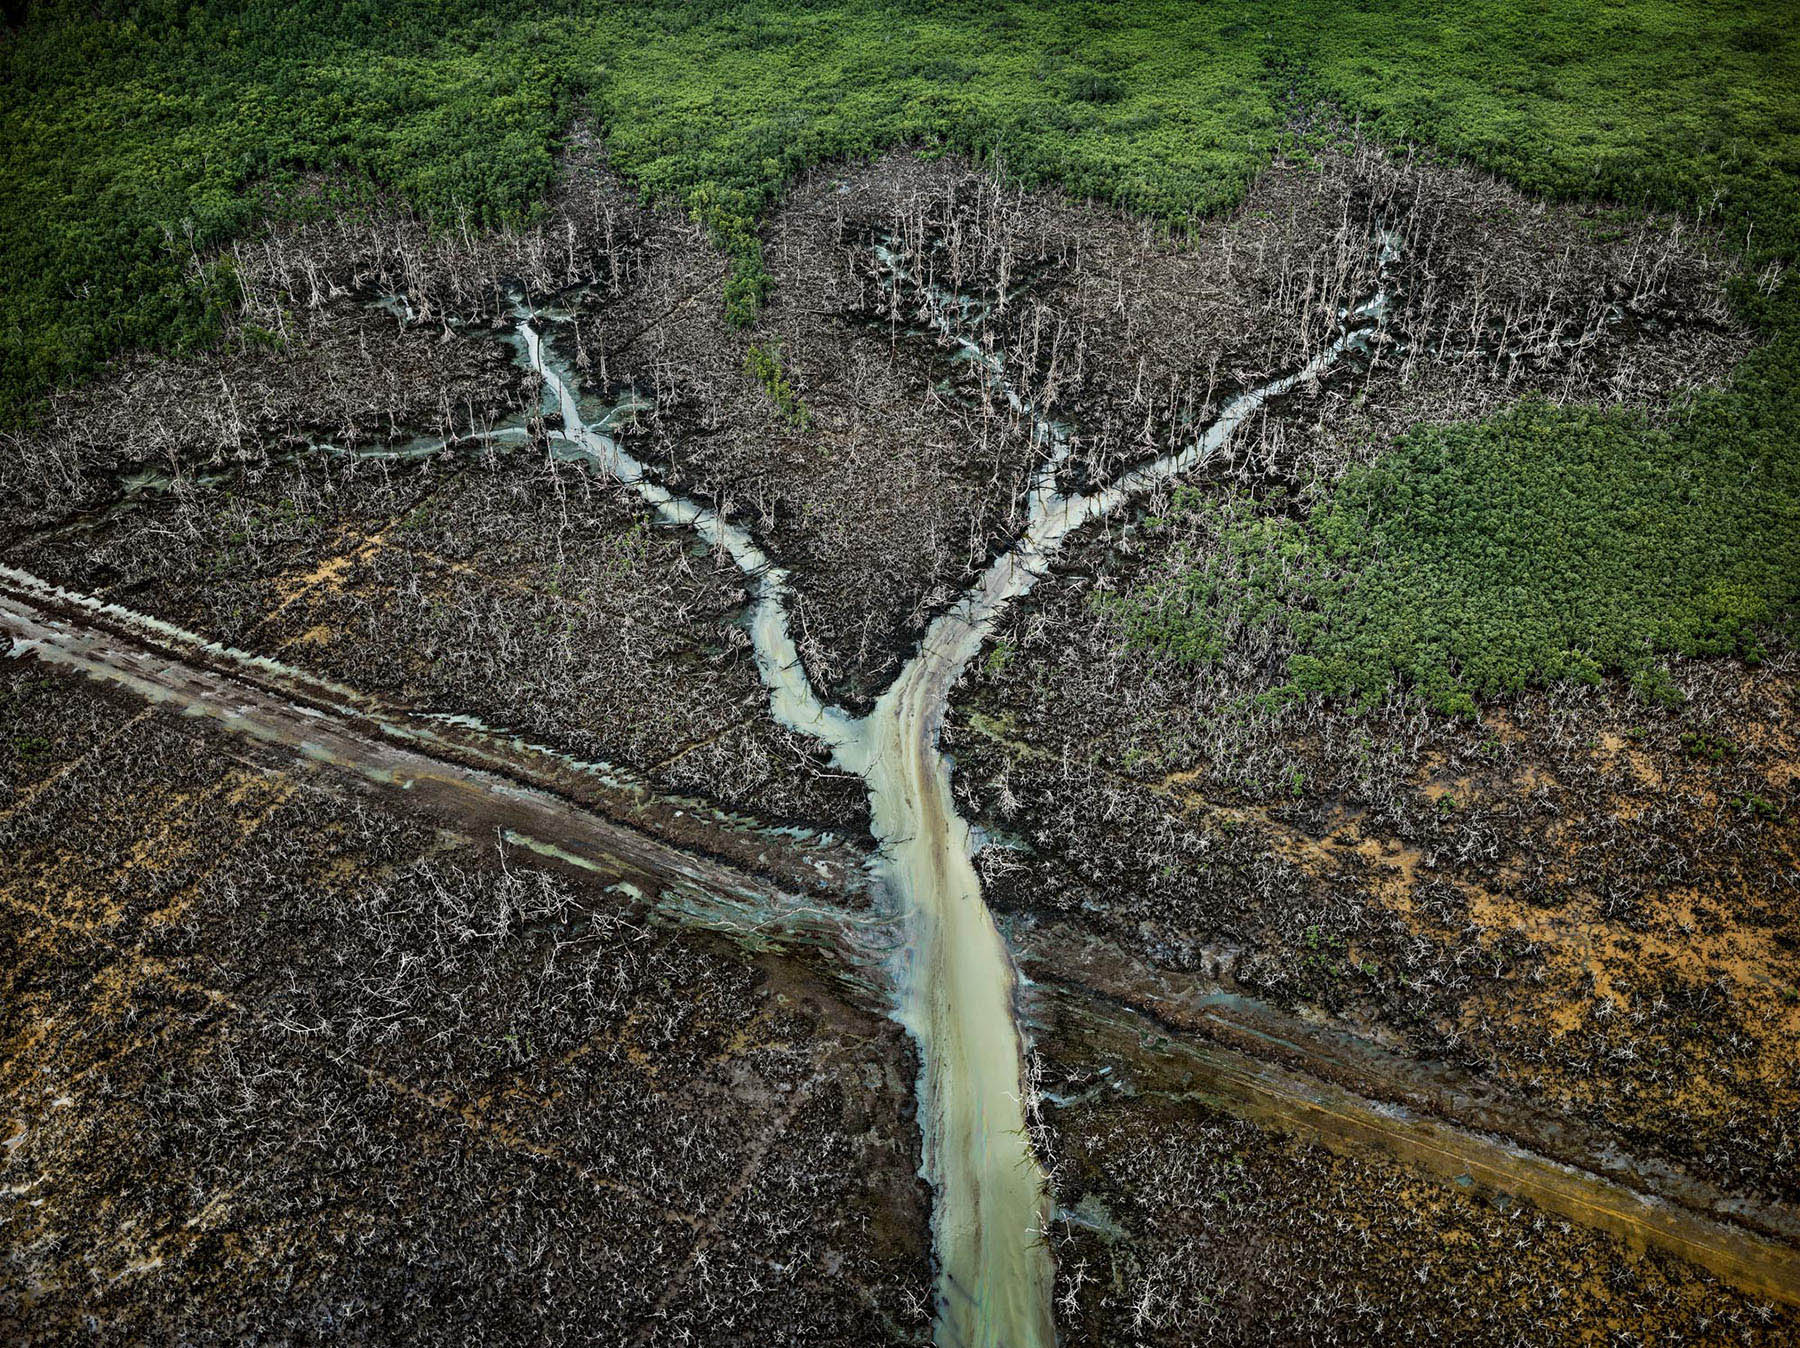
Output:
2 136 1794 1342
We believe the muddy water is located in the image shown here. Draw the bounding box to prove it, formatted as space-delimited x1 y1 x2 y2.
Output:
520 238 1392 1346
857 649 1057 1347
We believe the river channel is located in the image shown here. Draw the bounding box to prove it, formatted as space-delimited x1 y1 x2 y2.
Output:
519 233 1394 1345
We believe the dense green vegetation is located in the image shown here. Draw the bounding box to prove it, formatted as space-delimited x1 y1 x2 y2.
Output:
4 1 1797 709
1110 341 1800 715
745 341 809 427
5 1 1799 422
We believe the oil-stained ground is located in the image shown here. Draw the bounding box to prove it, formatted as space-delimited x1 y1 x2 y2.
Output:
0 664 931 1345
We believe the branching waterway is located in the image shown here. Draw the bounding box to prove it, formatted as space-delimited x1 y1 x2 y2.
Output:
11 220 1800 1335
515 232 1397 1347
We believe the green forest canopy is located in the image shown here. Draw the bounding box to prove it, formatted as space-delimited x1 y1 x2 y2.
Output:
4 0 1798 419
1108 367 1800 715
4 0 1798 709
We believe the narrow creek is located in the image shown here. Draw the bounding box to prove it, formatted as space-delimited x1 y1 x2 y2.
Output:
519 233 1395 1346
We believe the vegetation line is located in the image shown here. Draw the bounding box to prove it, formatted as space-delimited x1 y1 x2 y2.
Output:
5 1 1796 424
